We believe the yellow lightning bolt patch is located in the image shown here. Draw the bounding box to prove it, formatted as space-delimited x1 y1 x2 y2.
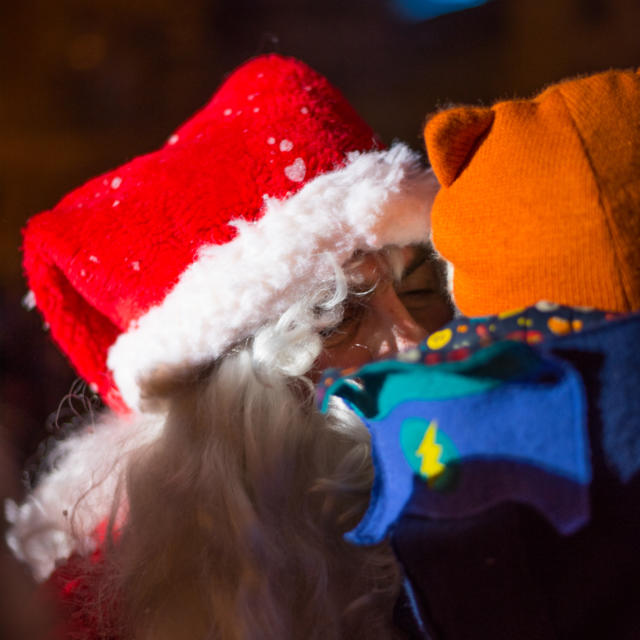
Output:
416 419 445 484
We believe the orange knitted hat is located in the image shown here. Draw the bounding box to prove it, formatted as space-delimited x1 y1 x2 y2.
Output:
425 68 640 316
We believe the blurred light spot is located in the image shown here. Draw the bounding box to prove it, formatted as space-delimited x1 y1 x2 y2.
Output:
67 33 107 70
391 0 489 21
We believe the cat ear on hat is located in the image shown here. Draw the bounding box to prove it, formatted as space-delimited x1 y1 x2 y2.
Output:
424 106 494 187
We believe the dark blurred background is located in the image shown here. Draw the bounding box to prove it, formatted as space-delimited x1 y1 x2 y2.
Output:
3 0 640 485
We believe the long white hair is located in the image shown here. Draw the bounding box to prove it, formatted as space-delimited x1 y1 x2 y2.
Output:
87 254 405 639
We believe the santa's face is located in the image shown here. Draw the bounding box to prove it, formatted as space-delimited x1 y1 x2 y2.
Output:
315 246 453 373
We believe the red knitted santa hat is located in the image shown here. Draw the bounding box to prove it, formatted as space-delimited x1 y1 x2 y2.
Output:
23 55 436 413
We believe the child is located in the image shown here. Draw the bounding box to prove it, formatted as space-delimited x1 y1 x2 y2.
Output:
322 69 640 639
